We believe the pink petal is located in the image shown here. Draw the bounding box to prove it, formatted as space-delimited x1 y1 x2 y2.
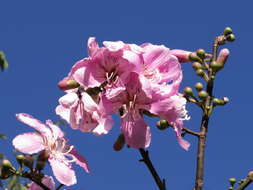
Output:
81 92 98 112
16 113 50 135
88 37 99 57
170 49 192 63
12 132 44 154
103 40 125 52
58 92 78 108
28 176 55 190
55 105 70 123
69 148 90 173
46 120 64 139
49 157 77 186
121 114 151 149
92 116 113 135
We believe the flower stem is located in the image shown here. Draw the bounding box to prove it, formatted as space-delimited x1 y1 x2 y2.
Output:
139 148 166 190
21 172 51 190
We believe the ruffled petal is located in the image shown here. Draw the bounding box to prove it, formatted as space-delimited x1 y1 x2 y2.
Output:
121 113 151 149
49 157 76 186
103 40 125 52
12 132 44 154
16 113 50 135
69 148 90 173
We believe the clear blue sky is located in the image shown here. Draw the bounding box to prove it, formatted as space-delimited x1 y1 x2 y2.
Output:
0 1 252 190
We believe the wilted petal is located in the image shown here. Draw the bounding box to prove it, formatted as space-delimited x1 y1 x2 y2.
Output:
69 148 90 173
121 114 151 149
28 176 55 190
49 157 77 186
12 132 44 154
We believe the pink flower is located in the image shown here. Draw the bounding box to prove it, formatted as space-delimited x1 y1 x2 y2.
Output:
56 90 113 135
68 37 141 99
12 113 90 186
28 176 55 190
149 94 190 150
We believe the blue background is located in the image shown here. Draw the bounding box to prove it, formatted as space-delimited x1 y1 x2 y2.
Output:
0 0 252 190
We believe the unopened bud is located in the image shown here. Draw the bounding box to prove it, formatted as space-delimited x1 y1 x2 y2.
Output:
189 53 202 63
227 34 235 42
229 178 236 185
2 160 13 170
192 62 203 70
58 79 80 91
248 171 253 181
0 51 8 71
183 87 193 97
16 154 25 167
210 61 223 72
156 120 169 130
196 69 205 77
224 27 233 36
23 155 34 170
196 49 206 59
216 48 230 66
213 97 229 105
170 49 192 63
113 134 125 151
198 91 208 100
228 187 233 190
195 82 203 91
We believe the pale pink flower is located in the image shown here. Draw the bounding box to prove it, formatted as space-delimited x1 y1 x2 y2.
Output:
56 90 113 135
12 113 90 186
170 49 192 63
28 176 55 190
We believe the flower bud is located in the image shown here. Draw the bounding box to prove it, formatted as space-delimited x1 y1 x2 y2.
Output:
210 61 223 72
156 120 169 130
216 48 229 66
170 49 192 63
113 134 125 151
0 160 14 179
189 53 202 63
227 34 235 42
229 178 236 185
198 90 208 100
195 82 203 91
228 187 233 190
224 27 233 36
2 160 13 170
58 79 80 91
16 154 25 167
248 171 253 181
196 69 205 77
223 97 229 104
183 87 193 97
192 62 203 70
23 155 34 170
0 52 8 71
196 49 206 59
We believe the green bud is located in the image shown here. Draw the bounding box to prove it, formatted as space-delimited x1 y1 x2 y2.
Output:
183 87 193 96
189 53 202 62
196 69 205 77
210 62 223 72
192 62 203 70
16 154 25 167
196 49 206 59
229 178 236 185
23 155 34 170
2 160 13 169
198 90 208 100
58 79 80 91
248 171 253 181
156 120 169 130
228 187 233 190
113 134 125 151
227 34 235 42
210 75 215 80
224 27 233 36
195 82 203 91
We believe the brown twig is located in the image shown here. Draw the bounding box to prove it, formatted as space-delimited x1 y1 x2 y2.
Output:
139 148 166 190
236 171 253 190
22 172 51 190
182 127 200 137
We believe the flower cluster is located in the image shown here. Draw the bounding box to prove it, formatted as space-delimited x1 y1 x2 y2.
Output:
56 37 191 150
